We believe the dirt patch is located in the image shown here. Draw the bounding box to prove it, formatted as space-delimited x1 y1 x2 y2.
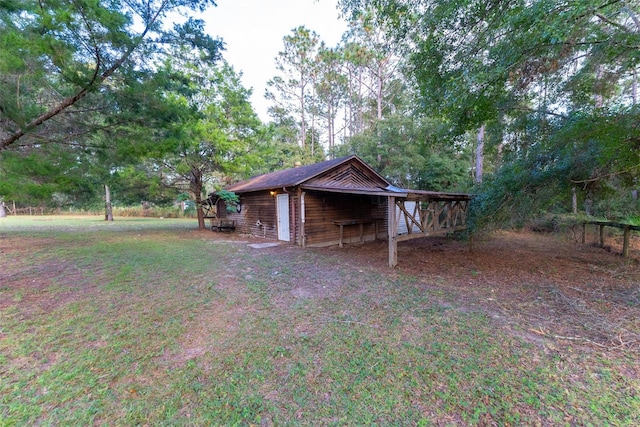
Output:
0 243 87 315
321 230 640 353
158 273 258 370
4 226 639 358
197 227 640 353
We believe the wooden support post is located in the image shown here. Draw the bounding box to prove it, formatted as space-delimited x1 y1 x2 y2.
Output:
623 226 631 258
582 223 586 244
388 196 397 268
298 189 306 248
599 224 605 247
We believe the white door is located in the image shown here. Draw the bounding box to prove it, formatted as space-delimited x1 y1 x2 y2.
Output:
276 193 290 241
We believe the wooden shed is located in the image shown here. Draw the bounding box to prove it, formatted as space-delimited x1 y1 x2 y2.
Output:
222 155 471 267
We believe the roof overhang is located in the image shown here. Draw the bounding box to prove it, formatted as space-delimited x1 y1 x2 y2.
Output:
404 190 473 202
300 184 408 198
299 185 472 201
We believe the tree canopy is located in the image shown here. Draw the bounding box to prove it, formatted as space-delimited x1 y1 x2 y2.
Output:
0 0 222 149
340 0 640 223
2 0 638 227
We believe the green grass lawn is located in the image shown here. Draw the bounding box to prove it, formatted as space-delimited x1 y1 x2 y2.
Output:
1 216 638 425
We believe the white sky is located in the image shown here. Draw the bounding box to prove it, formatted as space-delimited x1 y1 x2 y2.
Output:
203 0 348 122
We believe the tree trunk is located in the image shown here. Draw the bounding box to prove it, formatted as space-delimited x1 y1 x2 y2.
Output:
356 71 364 134
195 194 205 229
475 124 485 184
633 68 637 105
311 106 316 156
377 64 384 120
191 167 206 230
347 68 354 138
0 201 6 218
572 187 578 214
327 102 334 153
300 70 307 149
584 192 593 216
310 79 316 156
104 185 113 221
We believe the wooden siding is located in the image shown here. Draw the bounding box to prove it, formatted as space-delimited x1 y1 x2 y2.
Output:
226 187 388 247
303 190 387 247
227 192 278 240
227 187 469 251
227 190 299 242
305 161 388 190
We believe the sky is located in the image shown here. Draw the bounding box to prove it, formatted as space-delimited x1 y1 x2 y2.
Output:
203 0 348 122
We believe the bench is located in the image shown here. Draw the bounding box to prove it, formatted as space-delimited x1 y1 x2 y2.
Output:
210 219 236 232
582 220 639 257
333 218 382 247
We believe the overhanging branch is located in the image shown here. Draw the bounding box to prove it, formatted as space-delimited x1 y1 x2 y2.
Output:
0 3 165 151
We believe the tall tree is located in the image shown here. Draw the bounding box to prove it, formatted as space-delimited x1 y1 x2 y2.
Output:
154 54 261 229
340 0 640 220
341 11 402 123
341 38 369 138
335 82 471 190
266 26 320 150
314 44 348 153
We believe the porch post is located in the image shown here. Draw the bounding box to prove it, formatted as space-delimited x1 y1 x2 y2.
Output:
299 189 306 248
388 196 397 267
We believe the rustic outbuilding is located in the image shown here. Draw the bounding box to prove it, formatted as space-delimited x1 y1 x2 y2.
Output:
216 155 471 267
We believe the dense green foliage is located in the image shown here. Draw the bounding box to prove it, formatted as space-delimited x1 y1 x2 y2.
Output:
0 0 222 149
2 1 638 226
147 52 263 227
335 107 471 191
0 0 224 212
340 0 640 225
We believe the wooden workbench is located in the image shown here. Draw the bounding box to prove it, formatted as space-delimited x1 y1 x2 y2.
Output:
333 218 381 247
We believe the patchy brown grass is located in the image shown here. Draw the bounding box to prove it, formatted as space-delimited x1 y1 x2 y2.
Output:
1 217 639 425
323 229 640 354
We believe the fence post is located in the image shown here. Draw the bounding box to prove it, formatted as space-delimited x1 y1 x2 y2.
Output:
622 226 631 258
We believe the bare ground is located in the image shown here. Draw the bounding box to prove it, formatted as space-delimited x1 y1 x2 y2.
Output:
315 229 640 357
190 226 640 358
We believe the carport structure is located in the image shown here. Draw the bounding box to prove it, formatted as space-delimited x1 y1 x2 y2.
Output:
387 191 471 267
